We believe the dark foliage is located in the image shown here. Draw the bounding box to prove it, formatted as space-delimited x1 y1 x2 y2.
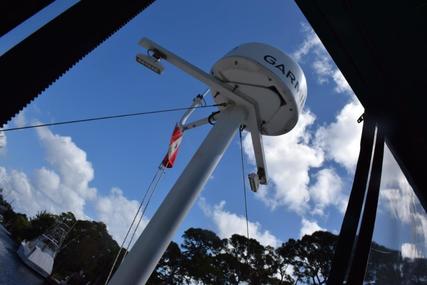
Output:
146 228 339 285
1 191 426 284
147 228 427 285
53 219 121 284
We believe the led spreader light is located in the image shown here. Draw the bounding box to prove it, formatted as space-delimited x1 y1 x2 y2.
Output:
136 53 164 74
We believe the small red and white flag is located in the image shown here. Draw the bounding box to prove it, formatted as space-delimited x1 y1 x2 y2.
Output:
162 124 183 168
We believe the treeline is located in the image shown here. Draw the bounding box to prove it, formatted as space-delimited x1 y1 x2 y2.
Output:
1 191 426 284
148 228 335 285
147 228 427 285
148 228 427 285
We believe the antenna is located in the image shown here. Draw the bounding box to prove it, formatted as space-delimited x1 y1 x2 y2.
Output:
109 38 307 285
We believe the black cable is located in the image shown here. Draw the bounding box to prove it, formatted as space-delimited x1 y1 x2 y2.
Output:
1 104 225 132
239 126 250 240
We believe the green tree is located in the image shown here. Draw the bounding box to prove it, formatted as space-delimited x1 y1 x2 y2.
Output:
290 231 336 285
148 241 185 284
8 213 31 242
215 247 245 285
181 228 224 284
226 234 252 282
2 196 425 285
401 257 427 285
276 238 298 284
365 243 402 285
53 220 120 284
26 210 57 240
226 234 278 284
58 211 77 225
245 238 274 284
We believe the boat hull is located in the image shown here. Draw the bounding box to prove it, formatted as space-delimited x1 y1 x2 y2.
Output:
17 241 53 278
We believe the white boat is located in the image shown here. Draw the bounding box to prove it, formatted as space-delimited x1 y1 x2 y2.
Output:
17 221 71 278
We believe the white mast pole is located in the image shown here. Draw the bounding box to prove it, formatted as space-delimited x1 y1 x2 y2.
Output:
109 105 247 285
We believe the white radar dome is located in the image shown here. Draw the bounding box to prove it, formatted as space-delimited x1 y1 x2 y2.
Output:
211 43 307 136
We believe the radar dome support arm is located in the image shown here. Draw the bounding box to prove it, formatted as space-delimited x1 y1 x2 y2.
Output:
181 111 221 132
138 37 269 184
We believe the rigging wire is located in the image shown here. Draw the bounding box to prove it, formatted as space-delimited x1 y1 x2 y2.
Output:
104 164 165 285
0 104 225 132
239 126 250 240
121 166 166 263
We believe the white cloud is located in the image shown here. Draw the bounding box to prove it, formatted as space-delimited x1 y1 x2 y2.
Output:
242 108 353 219
0 131 6 152
0 127 96 219
238 25 364 236
199 198 279 247
381 147 418 205
292 24 323 62
0 167 37 213
293 23 353 95
380 187 413 224
0 126 149 246
310 96 427 248
305 94 427 249
332 69 353 94
0 111 26 154
14 111 26 128
401 243 424 259
300 218 325 238
379 147 427 249
310 168 346 215
243 111 324 214
314 99 364 172
95 187 148 246
37 127 97 201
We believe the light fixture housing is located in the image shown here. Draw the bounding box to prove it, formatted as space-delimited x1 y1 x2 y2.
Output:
136 53 164 74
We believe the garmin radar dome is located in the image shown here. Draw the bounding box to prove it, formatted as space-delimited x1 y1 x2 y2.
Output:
211 42 307 136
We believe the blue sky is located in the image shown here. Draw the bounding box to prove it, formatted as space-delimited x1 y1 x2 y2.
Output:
1 0 426 259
